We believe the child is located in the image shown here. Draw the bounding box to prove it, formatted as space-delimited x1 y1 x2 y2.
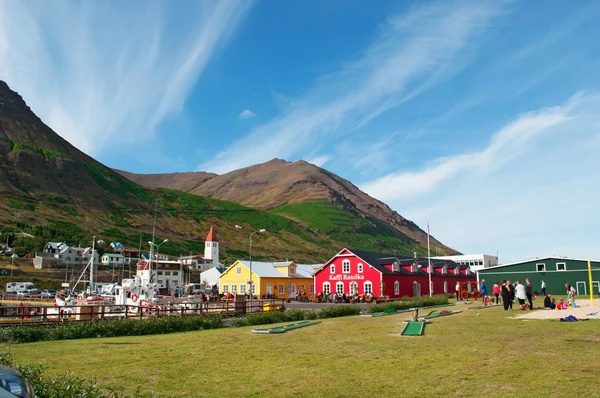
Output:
556 298 564 310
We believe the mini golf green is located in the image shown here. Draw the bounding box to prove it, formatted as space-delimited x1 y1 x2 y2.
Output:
252 320 321 334
401 321 426 336
419 310 462 320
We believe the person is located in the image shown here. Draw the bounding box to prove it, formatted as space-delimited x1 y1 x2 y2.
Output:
556 297 564 310
480 280 487 305
455 281 460 301
507 280 514 310
541 280 546 296
492 281 500 304
525 278 533 310
515 280 527 309
570 285 576 304
544 293 553 309
549 297 556 310
501 280 510 311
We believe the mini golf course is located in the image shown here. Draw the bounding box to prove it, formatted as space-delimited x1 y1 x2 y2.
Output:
252 320 321 334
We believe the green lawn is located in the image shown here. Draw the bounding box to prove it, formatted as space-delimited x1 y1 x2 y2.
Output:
4 305 600 397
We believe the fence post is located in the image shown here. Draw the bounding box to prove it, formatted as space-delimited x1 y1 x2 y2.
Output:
100 305 105 320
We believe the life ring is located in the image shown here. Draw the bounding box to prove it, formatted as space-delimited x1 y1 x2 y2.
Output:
131 294 139 303
77 294 83 300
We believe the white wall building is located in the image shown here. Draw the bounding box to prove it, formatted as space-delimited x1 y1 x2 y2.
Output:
34 242 99 269
136 259 182 291
101 253 126 267
433 254 498 272
199 266 226 290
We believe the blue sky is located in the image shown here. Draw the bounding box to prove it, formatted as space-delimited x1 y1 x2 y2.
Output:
1 0 599 263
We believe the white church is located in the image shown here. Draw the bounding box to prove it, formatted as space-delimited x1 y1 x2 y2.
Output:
178 226 221 272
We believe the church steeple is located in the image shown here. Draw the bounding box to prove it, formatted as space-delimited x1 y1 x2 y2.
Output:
204 226 219 264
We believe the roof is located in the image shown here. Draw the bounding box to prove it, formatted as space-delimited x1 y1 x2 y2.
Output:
46 242 66 249
479 256 600 272
179 254 205 260
103 253 124 258
205 226 217 242
235 260 288 278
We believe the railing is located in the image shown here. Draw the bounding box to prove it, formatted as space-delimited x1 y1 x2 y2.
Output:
0 299 286 326
2 293 56 303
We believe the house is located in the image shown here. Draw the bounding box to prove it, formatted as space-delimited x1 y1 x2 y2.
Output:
136 258 182 291
34 243 99 269
199 266 227 290
433 254 498 272
179 254 215 272
313 248 476 298
478 257 600 296
110 242 125 251
219 260 317 298
101 253 126 268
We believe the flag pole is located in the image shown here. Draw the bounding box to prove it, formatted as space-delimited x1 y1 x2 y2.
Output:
588 259 593 305
427 221 432 297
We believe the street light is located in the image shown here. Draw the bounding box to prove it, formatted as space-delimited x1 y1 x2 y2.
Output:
3 232 12 256
235 226 266 312
148 239 168 287
10 253 18 277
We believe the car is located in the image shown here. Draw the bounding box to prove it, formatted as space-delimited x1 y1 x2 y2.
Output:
41 289 56 298
16 289 32 297
29 288 39 295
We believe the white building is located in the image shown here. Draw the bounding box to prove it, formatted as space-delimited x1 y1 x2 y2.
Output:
199 266 226 290
433 254 498 273
34 242 99 269
136 258 182 291
179 226 221 272
101 253 126 268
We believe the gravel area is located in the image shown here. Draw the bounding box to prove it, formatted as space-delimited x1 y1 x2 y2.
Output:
512 299 600 320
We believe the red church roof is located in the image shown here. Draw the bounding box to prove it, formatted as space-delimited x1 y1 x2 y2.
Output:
205 226 218 242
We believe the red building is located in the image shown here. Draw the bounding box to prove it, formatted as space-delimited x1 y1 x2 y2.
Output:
313 248 477 298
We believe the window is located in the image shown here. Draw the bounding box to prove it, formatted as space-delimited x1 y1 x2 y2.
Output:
236 267 242 275
350 282 358 295
289 267 295 276
158 279 163 284
289 284 296 294
299 284 305 291
278 284 285 294
232 285 238 294
267 284 273 294
342 260 350 273
455 267 460 275
323 282 330 295
330 264 335 274
240 284 246 295
442 266 447 274
394 281 400 295
158 271 163 275
444 281 448 293
536 263 546 272
336 282 344 294
364 281 373 295
165 271 171 276
310 284 314 294
172 271 178 276
223 285 229 294
358 263 363 273
556 262 566 271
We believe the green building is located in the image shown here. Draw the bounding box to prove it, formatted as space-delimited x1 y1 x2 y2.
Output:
478 257 600 296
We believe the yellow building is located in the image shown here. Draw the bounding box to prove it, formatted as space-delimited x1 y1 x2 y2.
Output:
219 260 318 298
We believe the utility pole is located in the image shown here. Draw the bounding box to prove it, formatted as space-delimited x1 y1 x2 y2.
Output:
90 236 96 294
427 222 432 297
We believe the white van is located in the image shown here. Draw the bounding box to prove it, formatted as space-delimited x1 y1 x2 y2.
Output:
186 284 204 294
6 282 35 293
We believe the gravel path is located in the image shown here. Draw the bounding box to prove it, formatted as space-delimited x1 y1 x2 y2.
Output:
512 299 600 320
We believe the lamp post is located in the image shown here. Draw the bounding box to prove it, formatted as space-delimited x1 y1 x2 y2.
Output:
496 249 499 265
10 254 18 277
3 232 12 256
148 239 168 287
235 225 266 312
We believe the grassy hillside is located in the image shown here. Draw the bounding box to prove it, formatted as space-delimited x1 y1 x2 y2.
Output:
270 200 441 256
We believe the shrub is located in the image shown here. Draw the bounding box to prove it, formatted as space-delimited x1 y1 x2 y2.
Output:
284 309 308 321
0 315 223 344
317 305 361 319
0 350 118 398
368 295 449 313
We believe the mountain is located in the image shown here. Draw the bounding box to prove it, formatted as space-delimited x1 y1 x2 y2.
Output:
117 160 458 256
0 80 457 264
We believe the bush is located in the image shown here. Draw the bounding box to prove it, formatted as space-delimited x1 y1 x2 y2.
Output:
369 295 449 313
0 350 120 398
317 305 361 319
0 315 223 344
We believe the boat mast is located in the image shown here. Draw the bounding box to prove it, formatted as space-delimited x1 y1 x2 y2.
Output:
90 235 96 294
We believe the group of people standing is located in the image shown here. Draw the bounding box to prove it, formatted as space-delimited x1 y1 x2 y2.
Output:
481 279 534 311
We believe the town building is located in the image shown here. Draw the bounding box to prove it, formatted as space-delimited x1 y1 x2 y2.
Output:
433 254 498 272
33 242 99 269
101 253 126 268
110 242 125 251
178 226 221 271
199 266 227 290
219 260 317 298
136 258 183 291
313 248 476 298
478 257 600 296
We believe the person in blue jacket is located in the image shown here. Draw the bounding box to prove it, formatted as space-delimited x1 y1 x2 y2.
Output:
480 279 487 305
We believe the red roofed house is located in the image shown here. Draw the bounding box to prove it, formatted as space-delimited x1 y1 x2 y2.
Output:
313 248 477 298
179 226 221 272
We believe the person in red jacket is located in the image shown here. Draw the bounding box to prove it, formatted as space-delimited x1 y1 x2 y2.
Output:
492 281 500 304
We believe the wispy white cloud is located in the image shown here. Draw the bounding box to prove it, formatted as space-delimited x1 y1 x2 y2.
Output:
306 155 332 168
0 0 253 155
198 1 508 173
361 93 600 262
239 109 257 120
